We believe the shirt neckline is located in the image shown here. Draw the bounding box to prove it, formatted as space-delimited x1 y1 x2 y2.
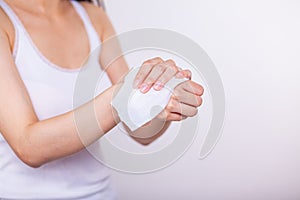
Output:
3 0 94 73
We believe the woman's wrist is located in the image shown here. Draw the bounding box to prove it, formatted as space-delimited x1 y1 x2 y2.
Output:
94 84 121 132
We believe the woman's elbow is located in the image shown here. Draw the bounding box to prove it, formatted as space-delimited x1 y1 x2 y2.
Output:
15 145 45 168
23 159 43 169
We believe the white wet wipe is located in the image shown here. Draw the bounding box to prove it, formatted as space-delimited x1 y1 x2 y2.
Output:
111 67 187 131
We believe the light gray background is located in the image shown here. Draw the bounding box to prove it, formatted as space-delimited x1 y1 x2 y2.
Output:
103 0 300 199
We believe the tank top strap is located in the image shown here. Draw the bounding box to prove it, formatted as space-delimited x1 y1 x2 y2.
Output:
0 0 23 30
70 0 101 51
0 0 24 58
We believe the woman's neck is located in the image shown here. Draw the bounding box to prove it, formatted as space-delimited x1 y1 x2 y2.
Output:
8 0 66 16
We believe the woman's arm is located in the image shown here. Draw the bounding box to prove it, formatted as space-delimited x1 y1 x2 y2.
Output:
0 28 121 168
80 3 129 83
82 3 203 145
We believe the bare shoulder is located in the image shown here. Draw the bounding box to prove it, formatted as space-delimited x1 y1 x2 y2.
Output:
0 8 15 51
79 2 104 17
79 2 116 41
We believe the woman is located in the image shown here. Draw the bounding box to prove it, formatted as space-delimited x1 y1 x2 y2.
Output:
0 0 204 199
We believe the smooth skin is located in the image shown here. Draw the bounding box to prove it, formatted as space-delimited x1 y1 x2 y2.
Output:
0 0 204 168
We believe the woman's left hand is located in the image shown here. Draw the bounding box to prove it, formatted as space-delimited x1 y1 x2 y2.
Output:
133 57 192 93
156 80 204 121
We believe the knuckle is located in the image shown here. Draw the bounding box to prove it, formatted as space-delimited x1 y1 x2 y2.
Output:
139 65 152 75
166 60 178 72
144 57 163 65
167 102 175 111
172 90 181 101
141 63 152 70
185 69 192 77
142 60 152 65
171 93 179 101
170 65 178 73
153 57 164 62
167 99 178 111
185 69 192 74
165 59 176 66
154 64 165 72
166 105 173 112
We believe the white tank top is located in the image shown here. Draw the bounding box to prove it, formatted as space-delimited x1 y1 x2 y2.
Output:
0 0 117 199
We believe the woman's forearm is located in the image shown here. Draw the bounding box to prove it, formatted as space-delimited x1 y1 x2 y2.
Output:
125 120 171 145
17 84 120 168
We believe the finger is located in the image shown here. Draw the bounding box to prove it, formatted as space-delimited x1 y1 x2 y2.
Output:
139 63 167 93
157 99 189 121
181 81 204 96
133 57 163 88
156 108 184 122
166 113 187 121
168 101 199 117
172 90 203 107
154 60 179 90
182 69 192 79
176 69 192 80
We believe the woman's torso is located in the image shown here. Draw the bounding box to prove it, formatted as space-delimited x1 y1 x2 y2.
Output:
0 0 116 199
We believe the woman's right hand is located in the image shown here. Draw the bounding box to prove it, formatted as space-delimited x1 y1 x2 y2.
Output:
133 57 192 93
156 79 204 121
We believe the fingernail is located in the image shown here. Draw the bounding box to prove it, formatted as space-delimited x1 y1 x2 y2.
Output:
133 79 140 88
154 82 164 90
140 83 149 93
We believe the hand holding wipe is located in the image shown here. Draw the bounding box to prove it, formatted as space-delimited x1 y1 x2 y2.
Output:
111 67 188 131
